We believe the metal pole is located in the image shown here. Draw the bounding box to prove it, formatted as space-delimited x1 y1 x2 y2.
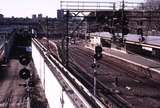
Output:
27 80 31 108
122 0 125 42
113 3 116 11
66 10 69 68
43 59 45 92
46 16 49 51
93 58 97 96
93 10 98 96
61 88 64 108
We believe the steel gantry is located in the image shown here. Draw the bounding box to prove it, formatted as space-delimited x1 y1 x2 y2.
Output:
59 1 116 68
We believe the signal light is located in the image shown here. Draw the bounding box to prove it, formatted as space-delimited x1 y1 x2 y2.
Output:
94 46 103 60
91 63 96 68
94 54 102 61
28 81 35 87
19 68 31 80
95 45 102 54
19 54 31 66
137 28 143 35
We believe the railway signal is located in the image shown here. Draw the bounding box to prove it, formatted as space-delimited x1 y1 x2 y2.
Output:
92 45 103 96
19 67 33 108
19 68 31 80
19 54 31 66
91 63 100 69
137 28 143 36
94 45 103 60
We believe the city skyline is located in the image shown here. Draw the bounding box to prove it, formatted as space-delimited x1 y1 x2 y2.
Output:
0 0 145 18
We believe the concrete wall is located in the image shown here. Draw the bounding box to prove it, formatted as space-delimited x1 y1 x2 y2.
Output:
126 43 142 54
32 42 75 108
152 48 160 59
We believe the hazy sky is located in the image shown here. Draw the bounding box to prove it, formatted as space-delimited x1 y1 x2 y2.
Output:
0 0 145 18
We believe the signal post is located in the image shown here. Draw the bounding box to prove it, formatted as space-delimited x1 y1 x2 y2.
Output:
92 45 102 96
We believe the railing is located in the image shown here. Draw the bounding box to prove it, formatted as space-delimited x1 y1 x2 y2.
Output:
32 38 106 108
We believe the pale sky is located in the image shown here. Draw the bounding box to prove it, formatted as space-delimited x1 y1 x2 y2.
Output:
0 0 145 18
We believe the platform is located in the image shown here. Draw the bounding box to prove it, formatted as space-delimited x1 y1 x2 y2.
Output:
104 48 160 69
86 44 160 81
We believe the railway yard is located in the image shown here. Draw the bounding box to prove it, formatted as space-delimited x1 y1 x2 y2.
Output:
1 0 160 108
0 59 48 108
39 38 160 108
0 34 48 108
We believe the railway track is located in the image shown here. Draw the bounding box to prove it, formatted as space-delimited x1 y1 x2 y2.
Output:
71 46 160 89
38 39 160 108
68 46 160 108
68 61 132 108
38 40 132 107
68 48 132 108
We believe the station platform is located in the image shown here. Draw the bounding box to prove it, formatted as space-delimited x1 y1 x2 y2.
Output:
104 48 160 69
86 44 160 81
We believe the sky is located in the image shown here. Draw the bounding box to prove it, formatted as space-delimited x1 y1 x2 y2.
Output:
0 0 145 18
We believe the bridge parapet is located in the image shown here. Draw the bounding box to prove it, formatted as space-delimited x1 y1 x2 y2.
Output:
32 39 106 108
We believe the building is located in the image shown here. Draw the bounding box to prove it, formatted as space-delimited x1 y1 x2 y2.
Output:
32 14 36 19
0 14 4 20
38 14 43 19
57 10 64 20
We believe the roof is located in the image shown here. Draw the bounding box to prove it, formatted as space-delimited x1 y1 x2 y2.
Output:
88 32 160 46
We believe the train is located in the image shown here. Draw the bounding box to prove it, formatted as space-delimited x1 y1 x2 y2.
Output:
11 28 32 58
0 28 32 64
0 45 5 64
